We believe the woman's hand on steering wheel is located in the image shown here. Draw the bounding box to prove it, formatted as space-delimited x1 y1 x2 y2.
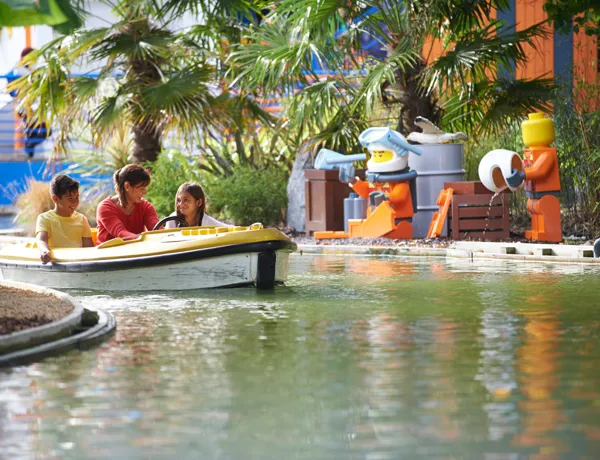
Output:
153 215 189 231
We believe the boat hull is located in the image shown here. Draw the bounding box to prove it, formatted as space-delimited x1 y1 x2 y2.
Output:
0 227 296 291
0 250 290 291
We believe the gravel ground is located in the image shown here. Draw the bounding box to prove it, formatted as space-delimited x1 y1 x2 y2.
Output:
292 236 453 248
291 235 595 247
0 285 74 335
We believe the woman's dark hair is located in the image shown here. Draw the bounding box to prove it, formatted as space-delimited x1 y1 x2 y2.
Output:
50 174 79 198
21 47 34 58
175 182 206 227
114 164 151 207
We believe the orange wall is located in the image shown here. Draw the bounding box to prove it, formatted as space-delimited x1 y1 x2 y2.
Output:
515 0 554 80
573 25 599 110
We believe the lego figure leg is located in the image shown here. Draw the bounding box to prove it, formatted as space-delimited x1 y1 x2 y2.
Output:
384 220 413 239
525 195 562 243
348 201 396 238
347 201 413 239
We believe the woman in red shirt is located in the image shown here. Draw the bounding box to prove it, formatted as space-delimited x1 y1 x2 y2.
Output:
96 164 159 244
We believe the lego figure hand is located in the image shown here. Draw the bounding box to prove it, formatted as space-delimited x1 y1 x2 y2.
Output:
369 191 387 207
506 169 526 188
338 164 356 184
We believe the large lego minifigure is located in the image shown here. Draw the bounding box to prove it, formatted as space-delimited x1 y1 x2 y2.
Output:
505 113 562 243
341 127 422 239
312 127 423 239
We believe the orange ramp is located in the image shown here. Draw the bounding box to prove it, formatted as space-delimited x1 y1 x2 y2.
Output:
427 188 453 238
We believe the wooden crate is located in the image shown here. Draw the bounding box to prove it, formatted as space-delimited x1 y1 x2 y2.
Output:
304 169 365 236
449 193 510 240
444 180 508 196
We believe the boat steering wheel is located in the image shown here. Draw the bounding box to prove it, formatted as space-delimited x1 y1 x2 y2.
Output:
153 216 189 231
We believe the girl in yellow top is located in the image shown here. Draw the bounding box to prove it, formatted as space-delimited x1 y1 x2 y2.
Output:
35 174 94 264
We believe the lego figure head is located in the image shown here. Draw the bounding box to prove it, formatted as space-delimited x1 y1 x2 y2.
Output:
522 113 554 148
359 127 423 173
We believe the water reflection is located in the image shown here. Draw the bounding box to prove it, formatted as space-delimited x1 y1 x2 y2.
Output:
1 255 600 458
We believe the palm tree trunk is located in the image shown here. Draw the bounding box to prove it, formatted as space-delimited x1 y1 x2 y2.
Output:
132 121 162 163
395 60 441 135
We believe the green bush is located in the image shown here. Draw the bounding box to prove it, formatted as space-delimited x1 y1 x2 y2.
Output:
209 165 288 227
462 123 531 231
145 150 203 218
553 84 600 237
463 123 524 181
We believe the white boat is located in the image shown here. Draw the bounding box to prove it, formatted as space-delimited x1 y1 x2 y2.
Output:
0 225 297 291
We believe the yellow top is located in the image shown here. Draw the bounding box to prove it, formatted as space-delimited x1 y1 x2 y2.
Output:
1 226 295 263
522 112 554 148
35 210 92 248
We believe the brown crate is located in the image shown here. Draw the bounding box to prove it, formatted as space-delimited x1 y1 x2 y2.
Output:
304 169 360 235
444 181 508 196
304 169 341 181
449 193 510 240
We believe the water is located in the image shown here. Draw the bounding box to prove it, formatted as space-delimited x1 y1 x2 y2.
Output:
0 215 15 230
482 191 501 237
2 254 600 459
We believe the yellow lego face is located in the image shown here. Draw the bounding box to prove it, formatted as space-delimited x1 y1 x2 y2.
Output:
369 150 394 163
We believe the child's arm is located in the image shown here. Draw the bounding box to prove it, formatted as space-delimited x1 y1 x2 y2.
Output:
81 215 95 247
142 200 159 231
35 213 51 263
37 231 51 264
165 211 177 229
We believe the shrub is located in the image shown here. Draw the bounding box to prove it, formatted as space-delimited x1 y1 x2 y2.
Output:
10 179 100 235
144 150 203 218
553 85 600 237
13 180 54 235
463 123 524 181
209 165 288 227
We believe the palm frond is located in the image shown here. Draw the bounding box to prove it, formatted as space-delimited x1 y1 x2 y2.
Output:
442 77 555 138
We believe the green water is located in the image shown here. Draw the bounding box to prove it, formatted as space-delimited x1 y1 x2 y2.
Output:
2 254 600 459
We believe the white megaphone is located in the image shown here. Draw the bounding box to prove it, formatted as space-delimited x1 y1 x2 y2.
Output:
314 149 367 170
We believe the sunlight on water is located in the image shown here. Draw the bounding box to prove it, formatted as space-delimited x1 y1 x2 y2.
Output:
1 254 600 459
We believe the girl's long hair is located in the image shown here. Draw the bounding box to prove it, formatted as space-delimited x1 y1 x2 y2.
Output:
114 164 151 207
175 182 206 227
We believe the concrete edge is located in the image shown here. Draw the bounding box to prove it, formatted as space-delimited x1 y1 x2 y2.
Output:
296 244 600 265
0 306 116 368
296 244 448 258
0 281 84 354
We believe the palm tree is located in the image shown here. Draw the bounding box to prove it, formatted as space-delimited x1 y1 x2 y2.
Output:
229 0 556 147
12 0 269 163
0 0 82 32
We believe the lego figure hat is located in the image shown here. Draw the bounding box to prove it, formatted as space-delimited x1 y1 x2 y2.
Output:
359 127 423 174
359 127 423 157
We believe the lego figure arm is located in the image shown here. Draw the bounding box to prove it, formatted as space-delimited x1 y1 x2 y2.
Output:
388 182 410 206
350 178 372 198
524 152 555 181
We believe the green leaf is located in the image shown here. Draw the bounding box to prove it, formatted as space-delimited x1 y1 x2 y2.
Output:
0 0 68 27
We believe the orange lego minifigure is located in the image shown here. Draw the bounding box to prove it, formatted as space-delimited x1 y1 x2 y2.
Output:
506 113 562 243
313 128 423 240
345 128 422 239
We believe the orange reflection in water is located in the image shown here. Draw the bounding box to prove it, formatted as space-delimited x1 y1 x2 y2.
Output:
346 258 415 278
351 313 462 447
513 281 568 458
311 256 417 278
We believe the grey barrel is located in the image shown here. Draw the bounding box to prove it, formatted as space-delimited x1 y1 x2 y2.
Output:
408 143 465 238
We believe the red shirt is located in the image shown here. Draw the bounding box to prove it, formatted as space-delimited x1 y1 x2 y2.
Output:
96 197 159 244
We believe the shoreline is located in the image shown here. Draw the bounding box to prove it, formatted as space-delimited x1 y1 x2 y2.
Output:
0 284 74 336
0 234 596 346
